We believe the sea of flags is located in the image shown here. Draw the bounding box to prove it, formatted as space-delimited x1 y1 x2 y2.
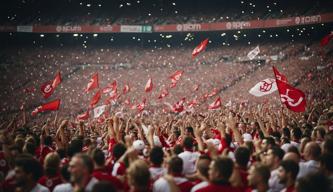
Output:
28 35 317 118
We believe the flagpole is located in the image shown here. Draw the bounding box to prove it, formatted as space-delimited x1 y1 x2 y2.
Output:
272 66 284 108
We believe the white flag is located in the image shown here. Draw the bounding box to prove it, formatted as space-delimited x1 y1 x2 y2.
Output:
249 78 277 97
93 105 107 118
247 46 260 60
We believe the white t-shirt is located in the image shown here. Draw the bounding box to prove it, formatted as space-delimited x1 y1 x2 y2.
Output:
149 167 166 181
191 181 208 192
31 183 49 192
297 160 320 179
269 168 285 192
178 151 200 175
53 177 98 192
53 183 72 192
153 176 189 192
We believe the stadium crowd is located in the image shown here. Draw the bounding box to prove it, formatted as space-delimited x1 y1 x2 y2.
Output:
0 37 332 192
0 1 333 191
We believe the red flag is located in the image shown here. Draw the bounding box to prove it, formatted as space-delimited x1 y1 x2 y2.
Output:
90 90 101 108
170 70 184 88
102 80 117 94
104 91 118 105
145 78 153 92
31 99 60 116
137 98 146 112
40 82 54 99
192 38 209 57
123 84 130 94
208 97 221 110
85 73 99 93
172 97 186 113
41 72 62 99
158 89 169 99
273 67 306 112
320 33 333 47
272 66 288 83
77 110 90 120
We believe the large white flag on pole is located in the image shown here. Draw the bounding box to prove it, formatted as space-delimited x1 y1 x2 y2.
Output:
249 78 277 97
247 46 260 60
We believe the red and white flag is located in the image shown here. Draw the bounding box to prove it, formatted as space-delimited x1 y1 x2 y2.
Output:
102 80 117 94
40 82 54 99
249 78 277 97
137 98 146 112
167 97 186 113
90 90 101 108
273 66 288 83
145 78 153 92
77 110 90 120
158 89 169 99
208 97 221 110
192 38 209 57
93 105 107 118
31 99 60 116
41 72 62 99
187 99 198 108
273 67 306 112
170 70 183 88
320 32 333 47
247 46 260 60
123 84 130 94
85 73 99 93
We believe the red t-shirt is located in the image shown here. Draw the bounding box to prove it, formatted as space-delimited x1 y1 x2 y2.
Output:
196 183 242 192
38 174 63 191
178 180 194 192
108 138 117 153
39 145 54 164
92 168 123 190
238 167 249 188
284 185 295 192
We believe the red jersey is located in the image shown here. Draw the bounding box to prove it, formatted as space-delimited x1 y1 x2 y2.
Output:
92 168 123 190
38 173 63 191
